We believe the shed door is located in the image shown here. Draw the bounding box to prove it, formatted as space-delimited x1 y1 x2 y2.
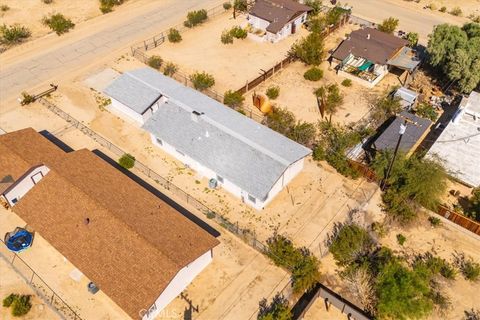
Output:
291 22 296 34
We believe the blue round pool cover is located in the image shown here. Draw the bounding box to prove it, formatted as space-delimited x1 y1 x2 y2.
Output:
4 228 33 253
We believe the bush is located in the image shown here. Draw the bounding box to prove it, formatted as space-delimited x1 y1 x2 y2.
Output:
415 102 438 121
42 13 75 35
230 25 247 39
3 294 18 307
396 234 406 246
147 55 163 69
406 32 419 47
413 252 456 280
20 92 35 105
454 252 480 281
328 223 374 266
167 28 182 43
290 32 324 65
266 86 280 100
303 67 323 81
221 29 233 44
1 4 9 11
341 79 352 87
428 216 442 227
43 0 53 3
223 2 232 10
450 7 462 16
163 62 178 76
190 71 215 91
184 9 208 28
118 153 135 169
0 24 31 45
312 144 326 161
439 6 447 12
11 295 32 317
99 0 125 13
223 90 244 108
377 17 399 34
258 293 292 320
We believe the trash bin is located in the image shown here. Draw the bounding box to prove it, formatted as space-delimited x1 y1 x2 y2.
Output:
87 282 99 294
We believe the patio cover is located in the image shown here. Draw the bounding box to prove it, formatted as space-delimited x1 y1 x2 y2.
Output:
358 60 373 71
387 47 420 72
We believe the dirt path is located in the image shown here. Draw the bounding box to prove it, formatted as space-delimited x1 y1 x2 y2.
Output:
0 0 222 102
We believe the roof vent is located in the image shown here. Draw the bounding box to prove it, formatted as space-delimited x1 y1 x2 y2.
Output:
191 110 204 122
84 217 90 225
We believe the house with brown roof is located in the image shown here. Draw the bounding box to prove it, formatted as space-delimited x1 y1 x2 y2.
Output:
247 0 311 42
0 128 219 320
330 27 420 88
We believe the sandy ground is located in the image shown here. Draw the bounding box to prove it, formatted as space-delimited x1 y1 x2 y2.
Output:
0 0 121 44
0 258 60 320
393 0 480 18
149 12 309 94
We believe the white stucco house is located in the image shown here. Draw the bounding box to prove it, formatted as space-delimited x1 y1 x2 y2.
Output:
104 68 312 210
247 0 311 42
427 91 480 187
0 128 220 320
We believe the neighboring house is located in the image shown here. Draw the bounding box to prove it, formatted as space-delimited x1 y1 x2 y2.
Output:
0 128 219 320
427 91 480 187
247 0 311 42
372 111 432 156
394 87 419 110
104 68 311 210
331 28 420 88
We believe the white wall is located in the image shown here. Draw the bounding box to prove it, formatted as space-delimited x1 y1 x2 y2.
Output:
248 15 270 30
143 249 213 320
249 12 307 43
3 165 50 207
109 98 145 124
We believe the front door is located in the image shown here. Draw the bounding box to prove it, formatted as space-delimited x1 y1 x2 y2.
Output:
291 22 296 34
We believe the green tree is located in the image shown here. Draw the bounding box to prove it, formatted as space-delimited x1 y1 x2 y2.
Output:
329 224 374 267
314 84 343 123
290 32 324 66
223 90 244 108
376 261 433 320
118 153 135 169
292 248 321 293
406 32 419 47
304 0 323 16
263 107 296 136
465 188 480 221
189 71 215 91
147 55 163 69
371 94 402 124
258 293 292 320
325 6 349 26
377 17 399 34
288 121 317 148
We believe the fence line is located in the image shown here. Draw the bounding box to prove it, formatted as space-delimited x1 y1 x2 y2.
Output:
436 205 480 236
0 238 82 320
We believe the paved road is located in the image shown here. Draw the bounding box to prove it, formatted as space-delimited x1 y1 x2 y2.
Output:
0 0 219 102
343 0 468 43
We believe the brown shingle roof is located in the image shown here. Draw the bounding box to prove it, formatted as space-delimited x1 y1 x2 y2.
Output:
331 28 408 65
0 128 219 319
250 0 311 33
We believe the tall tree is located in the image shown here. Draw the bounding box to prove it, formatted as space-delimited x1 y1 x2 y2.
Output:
314 84 343 123
290 32 324 66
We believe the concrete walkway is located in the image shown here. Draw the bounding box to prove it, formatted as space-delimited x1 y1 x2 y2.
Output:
0 0 220 102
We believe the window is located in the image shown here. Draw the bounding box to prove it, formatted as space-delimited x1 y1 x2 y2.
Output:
217 175 224 183
156 138 163 146
248 194 256 204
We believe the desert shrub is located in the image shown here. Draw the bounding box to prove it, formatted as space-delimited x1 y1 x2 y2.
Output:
464 188 480 222
415 102 438 121
42 13 75 35
184 9 207 28
223 2 232 10
428 216 442 227
371 93 402 124
230 25 247 39
377 17 399 34
396 234 406 246
221 29 233 44
464 309 480 320
426 3 437 10
3 294 18 307
413 252 457 280
450 7 462 16
43 0 53 3
288 122 317 148
439 6 447 12
223 90 244 108
328 223 374 267
190 71 215 91
303 67 323 81
341 79 352 87
163 62 177 76
290 32 324 65
11 295 32 317
312 144 326 161
258 293 291 320
20 92 35 105
266 86 280 99
0 24 31 44
167 28 182 43
147 55 163 69
233 0 248 13
264 107 295 136
118 153 135 169
1 4 9 11
454 252 480 281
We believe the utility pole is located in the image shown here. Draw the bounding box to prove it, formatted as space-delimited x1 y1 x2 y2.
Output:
380 120 407 190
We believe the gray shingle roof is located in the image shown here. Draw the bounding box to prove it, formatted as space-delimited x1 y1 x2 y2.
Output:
106 68 311 201
374 111 431 153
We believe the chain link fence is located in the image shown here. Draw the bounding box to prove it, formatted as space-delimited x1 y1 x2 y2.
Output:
0 238 82 320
